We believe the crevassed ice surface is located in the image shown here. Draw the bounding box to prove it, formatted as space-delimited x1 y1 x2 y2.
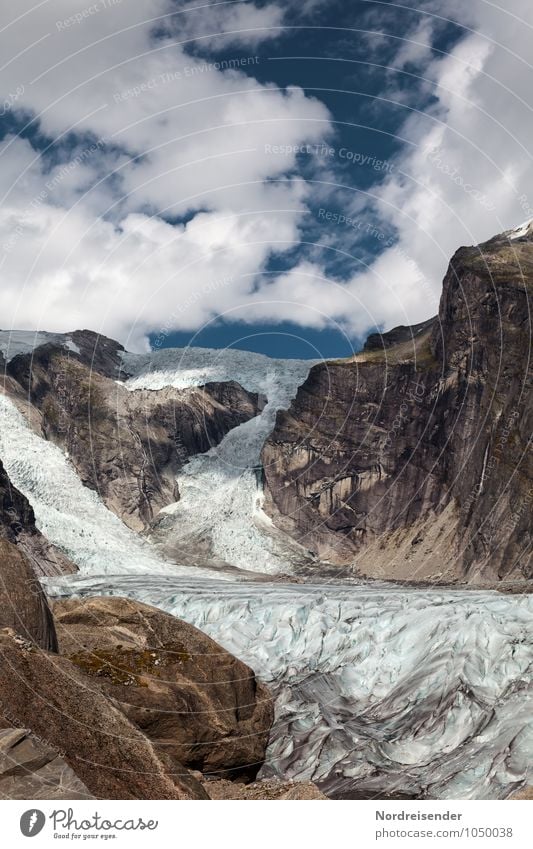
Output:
48 573 533 800
123 347 317 574
0 394 222 580
4 343 532 800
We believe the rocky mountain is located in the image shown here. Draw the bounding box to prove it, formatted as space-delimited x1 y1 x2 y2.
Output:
3 330 263 531
262 225 533 584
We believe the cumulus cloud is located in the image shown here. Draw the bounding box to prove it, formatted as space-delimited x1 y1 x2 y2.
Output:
1 0 532 348
0 0 331 348
249 0 533 335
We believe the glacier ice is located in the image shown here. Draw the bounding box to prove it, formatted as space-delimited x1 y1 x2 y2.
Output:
48 572 533 800
0 330 75 362
1 342 531 801
123 346 317 574
0 393 224 580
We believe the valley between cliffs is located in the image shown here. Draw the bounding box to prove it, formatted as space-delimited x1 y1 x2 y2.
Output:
0 222 531 801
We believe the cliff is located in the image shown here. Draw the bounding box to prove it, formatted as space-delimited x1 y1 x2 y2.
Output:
262 226 533 584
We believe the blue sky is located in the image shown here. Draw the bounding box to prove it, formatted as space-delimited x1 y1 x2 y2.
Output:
1 1 532 357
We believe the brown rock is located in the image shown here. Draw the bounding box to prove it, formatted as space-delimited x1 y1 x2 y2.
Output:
203 778 327 800
509 786 533 799
0 539 57 652
263 229 533 584
0 727 92 799
7 344 263 532
53 596 274 780
0 632 207 799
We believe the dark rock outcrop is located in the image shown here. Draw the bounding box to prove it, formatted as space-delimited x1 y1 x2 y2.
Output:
53 596 274 781
262 228 533 583
0 631 207 799
0 727 92 799
0 540 57 652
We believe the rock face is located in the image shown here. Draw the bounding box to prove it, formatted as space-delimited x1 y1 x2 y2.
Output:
0 631 207 799
0 459 76 578
0 727 92 799
53 596 274 780
6 333 263 531
263 229 533 583
0 540 57 652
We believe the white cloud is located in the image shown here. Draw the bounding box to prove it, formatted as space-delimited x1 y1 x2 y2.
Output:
1 0 532 348
251 0 533 336
0 1 331 348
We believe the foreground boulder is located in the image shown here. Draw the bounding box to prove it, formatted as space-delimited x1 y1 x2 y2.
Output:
0 540 57 651
53 596 274 780
0 632 207 799
0 727 92 799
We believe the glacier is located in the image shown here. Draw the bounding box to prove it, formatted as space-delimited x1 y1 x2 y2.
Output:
0 329 79 362
123 346 317 574
48 572 533 800
0 393 223 580
1 344 531 800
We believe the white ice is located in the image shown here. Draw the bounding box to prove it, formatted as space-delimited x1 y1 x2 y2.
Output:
507 218 533 240
0 393 224 580
48 572 533 800
123 346 317 574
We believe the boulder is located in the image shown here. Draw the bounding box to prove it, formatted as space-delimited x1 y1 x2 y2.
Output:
53 596 274 780
0 632 207 799
0 727 92 799
0 539 57 651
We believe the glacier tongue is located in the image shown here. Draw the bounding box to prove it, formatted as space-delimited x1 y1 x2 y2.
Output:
47 572 533 800
0 393 223 580
123 346 316 574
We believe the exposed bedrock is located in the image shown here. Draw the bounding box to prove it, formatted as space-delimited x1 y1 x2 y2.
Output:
6 332 263 531
0 540 57 652
0 631 208 799
52 595 274 781
0 727 92 800
262 230 533 583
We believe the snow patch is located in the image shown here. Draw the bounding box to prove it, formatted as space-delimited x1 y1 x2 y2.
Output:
507 218 533 240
